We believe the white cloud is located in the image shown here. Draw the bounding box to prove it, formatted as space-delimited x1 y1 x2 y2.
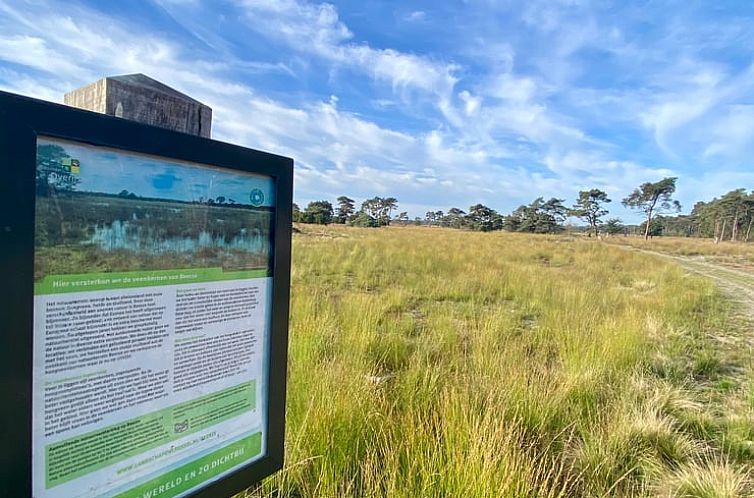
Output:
703 105 754 160
0 0 498 212
229 0 656 212
0 67 62 103
0 36 85 81
236 0 458 98
2 0 751 221
403 11 426 22
485 73 539 103
459 90 481 116
641 60 754 160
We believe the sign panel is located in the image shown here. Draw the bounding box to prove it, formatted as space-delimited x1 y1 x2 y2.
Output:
0 91 292 498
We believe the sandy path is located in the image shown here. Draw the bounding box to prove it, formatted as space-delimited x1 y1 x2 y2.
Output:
626 249 754 351
659 254 754 320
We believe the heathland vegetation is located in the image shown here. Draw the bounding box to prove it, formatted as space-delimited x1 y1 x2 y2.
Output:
244 226 754 497
257 175 754 497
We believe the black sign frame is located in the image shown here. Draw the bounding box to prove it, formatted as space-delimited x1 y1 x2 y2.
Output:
0 90 292 498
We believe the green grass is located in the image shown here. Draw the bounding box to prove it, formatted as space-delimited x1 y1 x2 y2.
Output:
240 226 754 497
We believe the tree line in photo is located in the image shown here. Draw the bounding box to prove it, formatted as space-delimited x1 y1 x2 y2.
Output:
295 178 754 243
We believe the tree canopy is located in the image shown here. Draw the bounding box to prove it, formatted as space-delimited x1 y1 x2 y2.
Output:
335 196 356 224
301 201 334 225
622 177 681 239
571 189 611 236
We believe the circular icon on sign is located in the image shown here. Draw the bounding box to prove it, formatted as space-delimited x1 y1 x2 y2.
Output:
249 188 265 206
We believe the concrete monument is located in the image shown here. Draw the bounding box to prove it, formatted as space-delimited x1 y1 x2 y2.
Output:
64 73 212 137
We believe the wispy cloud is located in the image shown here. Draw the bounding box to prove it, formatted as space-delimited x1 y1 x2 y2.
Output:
235 0 459 99
641 60 754 162
403 11 426 23
1 0 753 221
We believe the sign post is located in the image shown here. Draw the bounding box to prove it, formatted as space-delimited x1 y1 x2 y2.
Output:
0 90 292 498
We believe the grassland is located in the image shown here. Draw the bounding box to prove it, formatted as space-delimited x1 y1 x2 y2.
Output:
244 226 753 497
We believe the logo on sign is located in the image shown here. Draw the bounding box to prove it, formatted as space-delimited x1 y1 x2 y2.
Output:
249 188 265 206
61 157 80 174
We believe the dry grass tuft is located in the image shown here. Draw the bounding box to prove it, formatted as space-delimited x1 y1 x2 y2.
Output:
656 460 753 498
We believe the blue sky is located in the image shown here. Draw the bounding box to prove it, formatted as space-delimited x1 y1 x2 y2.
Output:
3 0 754 222
40 137 275 206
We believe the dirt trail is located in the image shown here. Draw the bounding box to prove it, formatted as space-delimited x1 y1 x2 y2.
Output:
638 249 754 334
672 256 754 315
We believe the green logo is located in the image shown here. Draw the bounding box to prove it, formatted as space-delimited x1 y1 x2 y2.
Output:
249 188 265 206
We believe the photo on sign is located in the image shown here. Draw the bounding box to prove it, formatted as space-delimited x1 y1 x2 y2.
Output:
34 137 275 282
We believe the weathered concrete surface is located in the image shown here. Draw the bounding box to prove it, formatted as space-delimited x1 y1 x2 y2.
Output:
64 74 212 138
63 78 107 113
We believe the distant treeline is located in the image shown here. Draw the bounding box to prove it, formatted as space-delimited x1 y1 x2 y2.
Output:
295 179 754 243
649 189 754 242
295 178 684 239
296 195 630 235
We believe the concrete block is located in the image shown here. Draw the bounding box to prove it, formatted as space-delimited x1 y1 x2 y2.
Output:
64 74 212 138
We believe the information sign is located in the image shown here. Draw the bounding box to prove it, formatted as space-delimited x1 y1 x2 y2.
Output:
0 91 293 498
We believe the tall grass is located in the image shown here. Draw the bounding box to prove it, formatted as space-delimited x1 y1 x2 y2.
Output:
244 227 752 497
